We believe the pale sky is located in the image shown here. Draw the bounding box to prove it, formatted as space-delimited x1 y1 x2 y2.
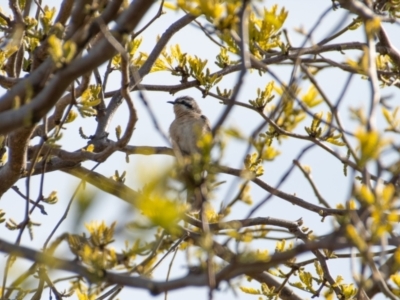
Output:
1 1 399 299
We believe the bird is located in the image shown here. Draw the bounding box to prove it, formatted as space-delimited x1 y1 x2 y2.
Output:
168 96 211 156
168 96 211 212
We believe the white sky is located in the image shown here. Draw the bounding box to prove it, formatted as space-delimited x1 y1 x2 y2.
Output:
1 1 399 299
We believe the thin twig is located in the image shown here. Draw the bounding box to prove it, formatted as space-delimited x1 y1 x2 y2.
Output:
212 1 250 136
164 246 179 300
43 163 101 250
293 160 331 208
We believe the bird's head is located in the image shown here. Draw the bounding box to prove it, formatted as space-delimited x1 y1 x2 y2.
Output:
168 96 202 116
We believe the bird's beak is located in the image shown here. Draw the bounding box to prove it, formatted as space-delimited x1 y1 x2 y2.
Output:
167 101 175 105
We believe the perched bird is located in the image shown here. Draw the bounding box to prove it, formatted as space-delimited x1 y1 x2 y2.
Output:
168 96 211 211
168 96 211 156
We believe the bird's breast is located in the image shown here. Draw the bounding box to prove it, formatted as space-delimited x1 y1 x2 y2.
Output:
169 115 209 155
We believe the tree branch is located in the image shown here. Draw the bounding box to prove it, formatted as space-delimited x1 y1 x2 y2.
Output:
0 0 153 134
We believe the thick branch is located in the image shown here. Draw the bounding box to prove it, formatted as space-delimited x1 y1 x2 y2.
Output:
0 127 34 196
0 231 349 295
62 165 140 205
0 0 153 134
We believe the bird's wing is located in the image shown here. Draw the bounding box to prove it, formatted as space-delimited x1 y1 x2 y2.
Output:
200 114 211 133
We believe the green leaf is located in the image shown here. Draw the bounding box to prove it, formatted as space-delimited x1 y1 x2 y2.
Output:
301 85 322 108
48 34 63 67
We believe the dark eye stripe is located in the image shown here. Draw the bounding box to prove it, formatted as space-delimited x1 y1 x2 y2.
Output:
177 100 193 109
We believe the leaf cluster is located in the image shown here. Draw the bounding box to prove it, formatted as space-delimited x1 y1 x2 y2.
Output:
304 112 345 146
